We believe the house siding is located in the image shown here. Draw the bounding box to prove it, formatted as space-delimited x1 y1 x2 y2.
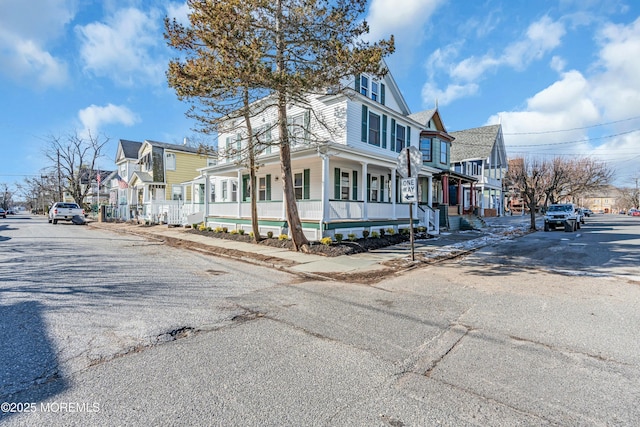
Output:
164 150 208 201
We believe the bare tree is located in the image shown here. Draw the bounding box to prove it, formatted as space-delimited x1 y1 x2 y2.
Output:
505 157 549 230
43 131 109 206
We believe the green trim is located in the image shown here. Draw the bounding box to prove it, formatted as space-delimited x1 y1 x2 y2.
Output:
206 217 321 230
352 170 358 200
334 167 340 199
324 219 412 230
391 118 396 152
382 114 387 149
303 168 310 199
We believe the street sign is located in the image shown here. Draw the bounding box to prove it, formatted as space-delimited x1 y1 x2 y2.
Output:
397 146 422 178
400 177 417 203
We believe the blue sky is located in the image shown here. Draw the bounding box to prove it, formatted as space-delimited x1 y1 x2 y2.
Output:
1 0 639 191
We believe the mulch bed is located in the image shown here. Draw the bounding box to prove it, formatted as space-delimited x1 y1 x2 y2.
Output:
186 228 430 257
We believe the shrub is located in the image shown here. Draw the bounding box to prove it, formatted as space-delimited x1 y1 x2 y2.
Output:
267 231 274 238
379 228 385 236
320 237 332 245
371 231 380 238
417 226 426 233
334 233 343 243
230 229 239 235
222 227 228 233
191 223 198 230
278 233 288 241
206 227 212 232
347 233 356 241
400 228 410 235
214 226 224 233
238 229 245 235
386 227 395 235
249 231 254 238
198 222 208 231
362 230 370 238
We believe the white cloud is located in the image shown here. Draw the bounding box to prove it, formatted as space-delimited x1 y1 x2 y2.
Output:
367 0 444 42
423 15 566 106
421 81 479 107
0 0 73 87
76 7 167 86
166 1 191 26
78 104 139 135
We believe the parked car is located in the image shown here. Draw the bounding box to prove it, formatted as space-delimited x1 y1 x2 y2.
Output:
544 203 581 232
48 202 85 224
629 208 640 217
0 208 6 218
582 208 593 217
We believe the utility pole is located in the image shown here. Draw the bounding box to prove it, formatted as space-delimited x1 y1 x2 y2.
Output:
57 149 63 201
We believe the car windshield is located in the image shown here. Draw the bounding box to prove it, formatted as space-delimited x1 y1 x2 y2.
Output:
548 205 572 212
58 203 80 209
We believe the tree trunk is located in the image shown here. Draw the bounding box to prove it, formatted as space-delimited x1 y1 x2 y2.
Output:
278 94 309 252
243 89 261 243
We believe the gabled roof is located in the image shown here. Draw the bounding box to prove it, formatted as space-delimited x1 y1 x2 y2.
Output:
449 124 503 162
380 59 411 116
116 139 143 162
408 108 449 133
129 171 157 186
141 140 203 155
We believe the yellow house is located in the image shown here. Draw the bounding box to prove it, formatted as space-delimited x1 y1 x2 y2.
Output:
127 140 215 222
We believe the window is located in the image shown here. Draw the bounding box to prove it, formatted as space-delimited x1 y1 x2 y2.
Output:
222 180 228 200
395 124 406 153
287 113 308 146
360 75 368 96
258 175 271 201
231 181 237 202
257 124 272 154
210 181 216 202
165 153 176 171
341 171 350 200
440 140 448 164
368 112 381 146
371 81 378 102
207 158 216 167
171 185 183 201
294 172 304 200
420 137 432 162
370 176 379 201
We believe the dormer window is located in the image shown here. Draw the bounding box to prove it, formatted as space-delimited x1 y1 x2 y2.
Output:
371 81 379 102
356 74 385 105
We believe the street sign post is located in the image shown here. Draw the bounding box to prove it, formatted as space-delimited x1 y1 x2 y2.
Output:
397 147 419 261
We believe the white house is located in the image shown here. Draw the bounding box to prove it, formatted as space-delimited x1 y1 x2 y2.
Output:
192 64 447 240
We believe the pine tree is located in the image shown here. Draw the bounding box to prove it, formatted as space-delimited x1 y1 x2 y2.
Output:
165 0 394 251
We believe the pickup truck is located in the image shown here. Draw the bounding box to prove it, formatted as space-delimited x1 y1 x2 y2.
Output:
48 202 85 224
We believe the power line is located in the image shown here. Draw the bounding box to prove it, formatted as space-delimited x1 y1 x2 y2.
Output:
503 115 640 135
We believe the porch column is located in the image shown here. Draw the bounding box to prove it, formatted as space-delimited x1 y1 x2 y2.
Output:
442 174 449 205
237 169 242 218
427 175 433 208
320 154 329 226
391 168 397 219
361 161 368 220
203 172 210 218
458 178 463 214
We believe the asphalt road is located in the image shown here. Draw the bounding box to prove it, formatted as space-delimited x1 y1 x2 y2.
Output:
1 213 639 425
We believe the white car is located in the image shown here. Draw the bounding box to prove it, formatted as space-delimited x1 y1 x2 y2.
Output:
544 203 581 232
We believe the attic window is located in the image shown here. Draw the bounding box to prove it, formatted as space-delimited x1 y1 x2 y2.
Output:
360 75 368 96
371 81 378 102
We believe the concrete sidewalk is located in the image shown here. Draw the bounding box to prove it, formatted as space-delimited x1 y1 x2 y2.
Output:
89 215 537 277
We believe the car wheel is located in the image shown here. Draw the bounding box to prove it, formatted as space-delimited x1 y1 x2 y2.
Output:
53 219 58 224
544 223 549 232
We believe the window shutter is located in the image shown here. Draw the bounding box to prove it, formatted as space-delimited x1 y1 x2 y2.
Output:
390 119 396 152
382 115 387 149
303 169 310 200
380 83 386 105
380 175 385 202
407 125 411 148
334 168 340 199
352 170 358 200
366 173 371 202
355 74 360 91
266 174 271 200
361 105 368 143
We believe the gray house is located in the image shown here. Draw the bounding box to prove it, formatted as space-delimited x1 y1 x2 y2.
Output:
449 124 508 216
